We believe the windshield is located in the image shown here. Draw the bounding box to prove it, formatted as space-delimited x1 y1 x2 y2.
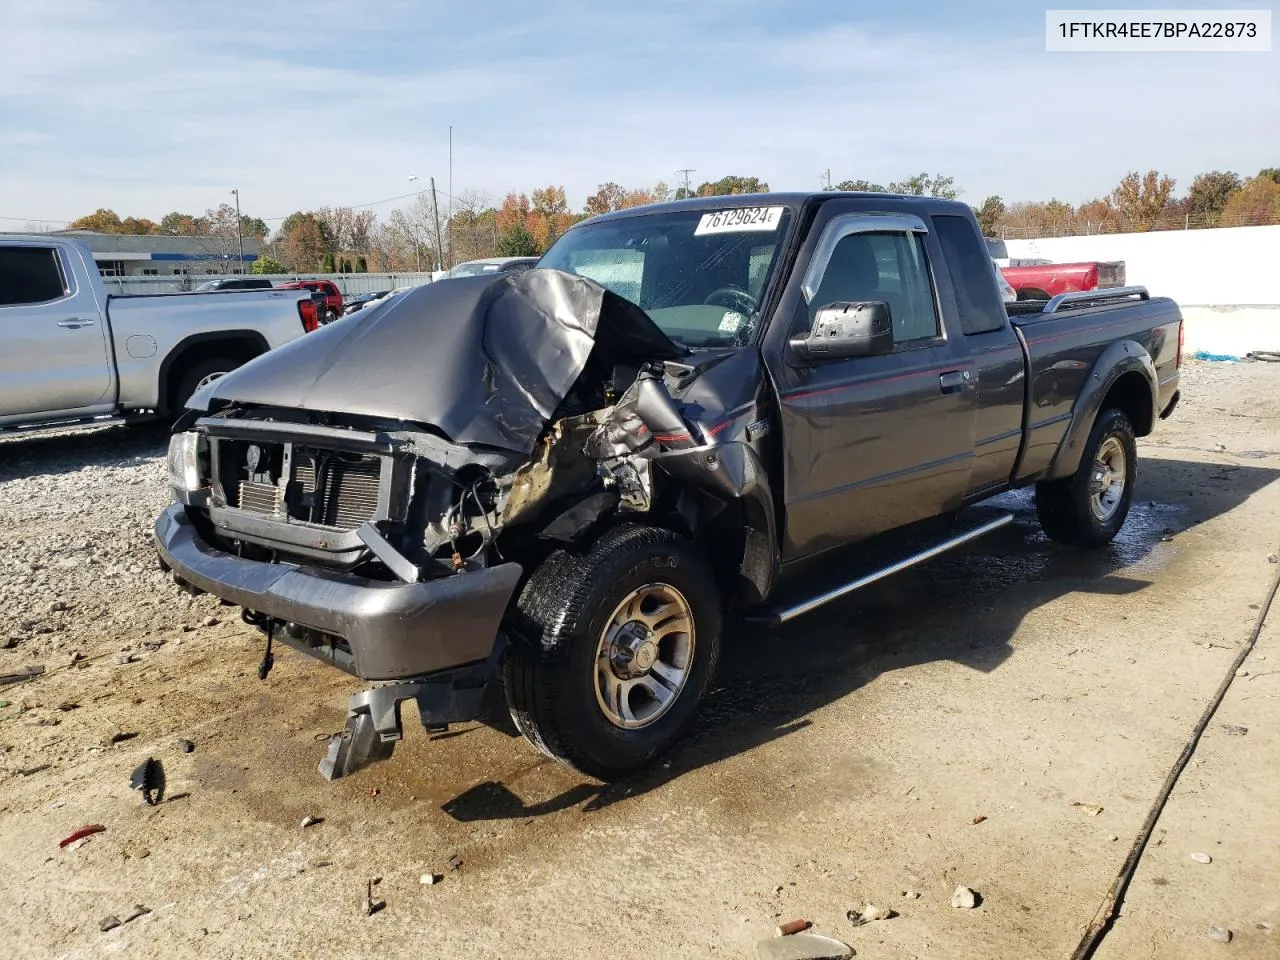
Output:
985 237 1009 259
539 205 794 347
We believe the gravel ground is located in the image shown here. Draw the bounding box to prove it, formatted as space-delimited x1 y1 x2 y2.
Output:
0 359 1277 960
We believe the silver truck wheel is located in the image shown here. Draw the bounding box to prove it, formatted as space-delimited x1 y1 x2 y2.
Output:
594 583 695 730
1036 408 1137 547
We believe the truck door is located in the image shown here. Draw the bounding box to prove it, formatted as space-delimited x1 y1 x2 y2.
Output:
766 210 978 560
0 244 114 420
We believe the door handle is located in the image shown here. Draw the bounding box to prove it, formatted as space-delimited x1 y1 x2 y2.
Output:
56 317 96 328
939 370 970 394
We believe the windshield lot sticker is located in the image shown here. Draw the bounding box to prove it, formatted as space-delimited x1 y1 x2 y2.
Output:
694 206 784 235
718 310 746 333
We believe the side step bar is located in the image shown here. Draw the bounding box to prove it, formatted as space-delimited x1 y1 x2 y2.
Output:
757 511 1014 625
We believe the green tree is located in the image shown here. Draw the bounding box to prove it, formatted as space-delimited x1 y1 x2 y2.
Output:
356 256 368 273
1187 171 1242 226
887 172 959 199
322 252 337 273
241 216 269 239
653 181 671 203
1109 170 1176 230
695 175 769 196
497 223 539 257
67 208 123 232
1257 167 1280 185
831 179 888 192
252 255 285 274
974 195 1005 236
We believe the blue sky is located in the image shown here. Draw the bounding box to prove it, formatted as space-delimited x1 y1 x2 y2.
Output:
1 0 1276 229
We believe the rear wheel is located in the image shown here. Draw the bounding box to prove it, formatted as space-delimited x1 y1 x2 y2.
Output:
503 525 722 779
1036 407 1137 547
170 355 237 416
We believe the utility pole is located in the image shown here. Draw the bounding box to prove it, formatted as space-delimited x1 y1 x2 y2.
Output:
448 125 453 267
430 178 445 273
676 168 695 198
230 189 245 273
822 169 832 190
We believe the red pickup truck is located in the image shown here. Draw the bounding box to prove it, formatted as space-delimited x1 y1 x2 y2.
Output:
984 238 1125 302
278 279 343 321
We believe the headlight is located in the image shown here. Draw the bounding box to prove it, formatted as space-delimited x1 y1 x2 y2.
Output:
167 431 209 503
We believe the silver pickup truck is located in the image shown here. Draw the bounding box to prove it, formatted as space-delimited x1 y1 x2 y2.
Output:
0 235 321 433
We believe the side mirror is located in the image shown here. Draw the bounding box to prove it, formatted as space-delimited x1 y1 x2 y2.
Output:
789 301 894 362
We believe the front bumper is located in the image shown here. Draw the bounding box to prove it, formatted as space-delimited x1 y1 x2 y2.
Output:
154 503 523 681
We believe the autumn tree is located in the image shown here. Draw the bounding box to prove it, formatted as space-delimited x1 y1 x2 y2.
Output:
974 195 1005 236
1186 171 1242 226
653 181 672 203
584 183 628 216
278 213 329 272
1109 170 1175 230
1076 197 1123 234
160 212 207 236
887 172 959 199
68 209 123 232
1219 175 1280 226
496 192 532 235
529 186 575 249
446 191 498 264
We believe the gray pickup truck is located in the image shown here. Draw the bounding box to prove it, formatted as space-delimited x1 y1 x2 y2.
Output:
0 235 322 433
154 192 1182 782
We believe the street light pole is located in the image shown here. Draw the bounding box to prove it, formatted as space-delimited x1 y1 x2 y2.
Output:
230 189 245 273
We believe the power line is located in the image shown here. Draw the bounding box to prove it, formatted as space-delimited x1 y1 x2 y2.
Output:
676 168 695 197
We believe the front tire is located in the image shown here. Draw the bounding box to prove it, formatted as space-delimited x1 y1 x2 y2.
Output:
503 525 722 780
1036 408 1137 547
170 355 237 416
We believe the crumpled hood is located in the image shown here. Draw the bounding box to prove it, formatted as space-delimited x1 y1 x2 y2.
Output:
198 269 685 454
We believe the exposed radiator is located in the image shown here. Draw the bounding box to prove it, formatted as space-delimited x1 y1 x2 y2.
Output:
239 480 284 516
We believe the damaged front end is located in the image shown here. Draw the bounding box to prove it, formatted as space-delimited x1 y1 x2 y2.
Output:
155 268 778 780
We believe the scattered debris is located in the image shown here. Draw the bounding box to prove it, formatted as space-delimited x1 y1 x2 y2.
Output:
310 859 333 869
1207 925 1232 943
1073 802 1105 817
121 905 151 924
972 815 988 825
951 886 978 909
1221 724 1248 736
99 916 121 933
129 758 165 805
448 854 463 871
1190 852 1213 864
362 879 385 917
777 919 812 936
123 846 151 860
59 824 106 848
114 653 136 666
369 787 380 797
1257 921 1274 934
1268 553 1278 564
201 616 220 627
300 815 323 828
0 665 45 687
847 902 895 925
755 932 852 960
1109 835 1119 842
1236 668 1250 677
902 890 920 899
20 763 51 776
420 873 441 886
178 738 195 753
1 637 17 650
111 731 139 744
34 718 59 727
57 702 80 711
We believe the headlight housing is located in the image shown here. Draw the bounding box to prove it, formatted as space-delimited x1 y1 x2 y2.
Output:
167 431 209 504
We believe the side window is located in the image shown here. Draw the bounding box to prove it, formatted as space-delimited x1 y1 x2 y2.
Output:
932 215 1007 335
809 231 940 343
0 247 69 306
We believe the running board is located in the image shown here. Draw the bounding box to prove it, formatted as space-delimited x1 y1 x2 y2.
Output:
753 510 1015 625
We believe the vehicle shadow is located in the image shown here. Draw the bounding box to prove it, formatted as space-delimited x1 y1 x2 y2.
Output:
442 454 1280 822
0 421 169 482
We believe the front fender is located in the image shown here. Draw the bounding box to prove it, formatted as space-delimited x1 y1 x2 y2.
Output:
653 441 779 605
1047 339 1156 480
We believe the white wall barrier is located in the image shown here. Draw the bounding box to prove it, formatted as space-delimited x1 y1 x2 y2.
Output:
1005 224 1280 307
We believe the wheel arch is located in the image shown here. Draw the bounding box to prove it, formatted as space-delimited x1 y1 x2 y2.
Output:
157 330 269 415
1047 340 1156 480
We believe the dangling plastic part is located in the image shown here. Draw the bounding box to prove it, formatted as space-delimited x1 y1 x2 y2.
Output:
257 619 275 681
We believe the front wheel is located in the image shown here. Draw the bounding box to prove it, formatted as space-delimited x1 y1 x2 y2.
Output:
503 525 722 780
170 355 237 417
1036 408 1137 547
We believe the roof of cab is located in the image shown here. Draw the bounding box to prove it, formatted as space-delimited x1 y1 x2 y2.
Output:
577 191 970 227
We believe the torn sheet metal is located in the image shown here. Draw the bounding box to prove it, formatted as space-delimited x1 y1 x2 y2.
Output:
199 269 686 455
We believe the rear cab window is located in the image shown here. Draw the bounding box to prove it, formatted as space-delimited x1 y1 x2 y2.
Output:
933 215 1008 335
0 246 70 307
